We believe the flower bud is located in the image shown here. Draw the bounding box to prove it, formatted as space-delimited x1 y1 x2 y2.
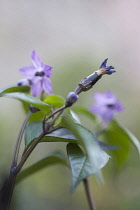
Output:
74 59 116 95
17 79 31 86
29 105 40 113
65 92 78 107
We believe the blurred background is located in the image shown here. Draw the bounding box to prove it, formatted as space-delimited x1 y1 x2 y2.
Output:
0 0 140 209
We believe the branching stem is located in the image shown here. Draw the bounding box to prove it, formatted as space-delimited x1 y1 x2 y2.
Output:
15 109 64 174
1 106 65 210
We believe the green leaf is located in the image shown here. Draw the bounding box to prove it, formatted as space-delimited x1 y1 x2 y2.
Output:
44 95 65 108
98 140 119 151
61 113 110 191
29 111 45 122
24 121 117 154
0 85 50 118
95 170 104 184
72 106 96 121
0 85 30 94
100 120 132 167
67 143 106 192
16 151 69 184
25 121 43 147
0 92 50 113
42 128 78 143
24 110 119 152
122 126 140 155
24 121 79 153
69 110 81 124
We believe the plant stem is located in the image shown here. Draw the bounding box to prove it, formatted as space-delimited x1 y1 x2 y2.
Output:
11 111 32 167
14 131 46 174
83 178 97 210
45 105 66 122
0 112 32 210
15 109 65 175
2 102 66 209
5 174 17 210
0 175 16 210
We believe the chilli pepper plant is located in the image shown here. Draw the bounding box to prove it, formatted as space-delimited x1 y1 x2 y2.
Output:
0 51 139 210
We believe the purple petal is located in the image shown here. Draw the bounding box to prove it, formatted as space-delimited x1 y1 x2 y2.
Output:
94 93 108 105
90 104 106 116
91 104 114 122
31 50 43 68
99 58 108 68
31 79 42 97
105 91 117 103
91 91 124 123
105 70 116 75
19 66 36 79
102 109 114 122
43 64 53 77
105 90 115 99
42 77 53 94
106 66 115 70
115 101 124 111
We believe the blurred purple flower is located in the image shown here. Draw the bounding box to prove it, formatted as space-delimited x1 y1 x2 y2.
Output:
99 58 116 75
90 91 124 123
19 50 53 97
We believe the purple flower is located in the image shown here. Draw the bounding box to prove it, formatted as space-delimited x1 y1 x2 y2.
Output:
99 58 116 75
90 91 124 123
19 50 53 97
